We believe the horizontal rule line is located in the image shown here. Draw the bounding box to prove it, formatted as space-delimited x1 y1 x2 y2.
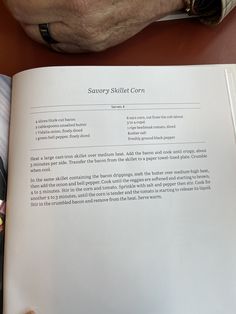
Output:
31 141 206 151
31 102 201 109
30 108 201 114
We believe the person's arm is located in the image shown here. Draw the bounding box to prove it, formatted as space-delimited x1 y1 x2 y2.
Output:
3 0 236 52
3 0 184 53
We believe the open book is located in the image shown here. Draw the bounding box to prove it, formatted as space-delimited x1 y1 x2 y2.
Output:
0 65 236 314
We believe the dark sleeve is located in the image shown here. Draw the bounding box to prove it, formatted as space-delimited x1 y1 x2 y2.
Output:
198 0 236 23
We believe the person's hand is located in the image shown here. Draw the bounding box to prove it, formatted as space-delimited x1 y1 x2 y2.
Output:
3 0 184 53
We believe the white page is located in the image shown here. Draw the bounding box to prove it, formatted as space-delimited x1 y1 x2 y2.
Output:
4 65 236 314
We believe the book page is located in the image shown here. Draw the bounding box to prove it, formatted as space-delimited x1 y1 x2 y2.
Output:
4 66 236 314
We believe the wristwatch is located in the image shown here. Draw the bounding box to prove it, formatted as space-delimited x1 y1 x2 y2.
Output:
184 0 219 17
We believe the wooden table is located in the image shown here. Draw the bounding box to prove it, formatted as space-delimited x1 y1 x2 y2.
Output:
0 1 236 77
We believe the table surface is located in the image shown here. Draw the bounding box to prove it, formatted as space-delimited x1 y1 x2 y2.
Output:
0 2 236 77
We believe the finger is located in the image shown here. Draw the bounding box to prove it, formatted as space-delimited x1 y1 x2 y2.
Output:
22 22 69 45
25 311 35 314
22 23 86 53
4 0 66 24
